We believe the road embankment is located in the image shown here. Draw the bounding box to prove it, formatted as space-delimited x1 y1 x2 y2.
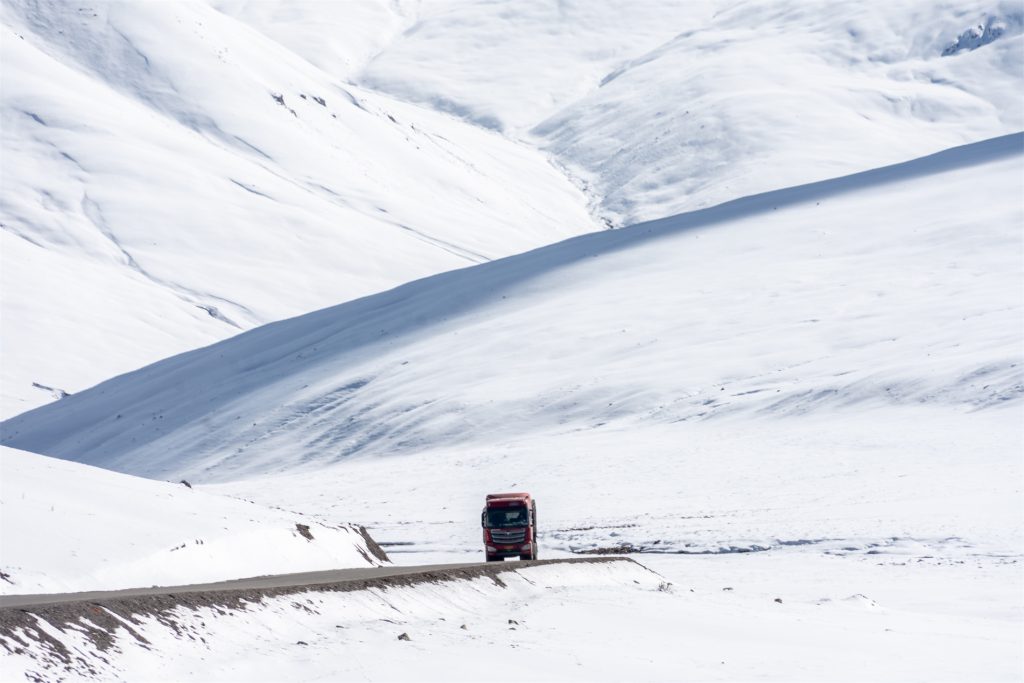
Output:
1 556 642 678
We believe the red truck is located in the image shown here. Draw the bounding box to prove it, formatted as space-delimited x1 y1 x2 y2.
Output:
481 492 537 561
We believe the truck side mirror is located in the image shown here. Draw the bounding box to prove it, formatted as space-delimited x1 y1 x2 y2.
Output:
481 510 486 528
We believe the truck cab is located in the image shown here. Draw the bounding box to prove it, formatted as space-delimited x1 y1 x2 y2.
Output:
481 492 537 561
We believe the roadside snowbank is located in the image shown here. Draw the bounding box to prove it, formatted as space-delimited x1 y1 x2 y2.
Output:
1 559 662 682
0 447 385 595
3 555 1018 682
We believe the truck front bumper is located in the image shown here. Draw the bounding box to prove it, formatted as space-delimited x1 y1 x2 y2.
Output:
486 543 532 557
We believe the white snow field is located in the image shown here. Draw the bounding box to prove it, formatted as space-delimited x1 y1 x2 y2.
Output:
0 446 384 595
0 0 597 417
2 134 1021 679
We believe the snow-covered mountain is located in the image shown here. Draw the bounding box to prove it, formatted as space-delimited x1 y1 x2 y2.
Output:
351 0 1023 223
0 446 385 595
0 0 596 418
3 0 1020 418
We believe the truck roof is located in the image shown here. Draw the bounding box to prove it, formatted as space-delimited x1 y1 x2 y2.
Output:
486 492 531 501
485 492 532 507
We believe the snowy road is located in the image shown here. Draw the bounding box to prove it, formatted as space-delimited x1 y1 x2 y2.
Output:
0 557 618 610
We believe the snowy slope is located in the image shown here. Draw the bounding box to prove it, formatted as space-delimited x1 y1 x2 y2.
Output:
532 0 1024 225
0 0 596 417
4 134 1019 478
210 0 417 79
352 0 1023 224
0 446 385 595
356 1 708 133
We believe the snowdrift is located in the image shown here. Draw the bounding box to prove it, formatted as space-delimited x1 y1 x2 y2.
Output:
0 447 386 595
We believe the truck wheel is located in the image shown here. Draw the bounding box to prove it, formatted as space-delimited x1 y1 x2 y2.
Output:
486 555 500 562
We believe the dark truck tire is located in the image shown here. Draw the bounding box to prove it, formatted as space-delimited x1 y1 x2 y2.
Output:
486 555 501 562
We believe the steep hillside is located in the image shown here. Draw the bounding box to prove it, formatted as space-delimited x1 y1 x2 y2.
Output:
0 0 596 417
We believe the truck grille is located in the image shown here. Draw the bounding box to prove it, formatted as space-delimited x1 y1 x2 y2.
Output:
491 529 527 544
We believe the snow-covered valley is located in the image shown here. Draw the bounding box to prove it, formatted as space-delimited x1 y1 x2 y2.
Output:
4 131 1021 680
1 1 1022 681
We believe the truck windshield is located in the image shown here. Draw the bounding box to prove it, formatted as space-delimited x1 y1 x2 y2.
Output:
486 506 528 528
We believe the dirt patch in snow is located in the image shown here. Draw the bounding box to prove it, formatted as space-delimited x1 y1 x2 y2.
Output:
358 526 390 562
